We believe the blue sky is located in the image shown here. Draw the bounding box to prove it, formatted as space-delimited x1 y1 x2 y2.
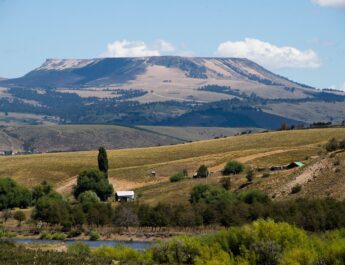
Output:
0 0 344 90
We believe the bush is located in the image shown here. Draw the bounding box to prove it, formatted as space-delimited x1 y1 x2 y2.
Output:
0 178 32 210
67 242 90 256
182 169 188 177
223 161 244 175
246 169 254 182
32 181 53 202
89 230 100 241
13 211 26 226
152 237 201 264
239 190 270 204
73 169 113 201
339 139 345 149
220 177 231 190
262 172 270 178
39 231 52 240
194 165 209 178
0 229 16 238
32 192 72 227
67 228 83 238
51 232 66 240
93 245 152 264
170 172 186 182
190 184 237 204
78 191 100 211
291 184 302 194
325 138 339 152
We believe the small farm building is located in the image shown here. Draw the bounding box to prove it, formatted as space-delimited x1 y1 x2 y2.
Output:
115 191 135 202
287 161 305 169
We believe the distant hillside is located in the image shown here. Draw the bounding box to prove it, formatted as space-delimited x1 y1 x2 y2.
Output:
139 126 263 141
0 125 183 152
158 108 301 129
1 56 344 128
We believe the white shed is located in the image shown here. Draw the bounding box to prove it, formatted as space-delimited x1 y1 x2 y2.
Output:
115 191 135 202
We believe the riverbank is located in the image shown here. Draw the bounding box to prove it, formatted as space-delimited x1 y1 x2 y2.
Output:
4 224 221 242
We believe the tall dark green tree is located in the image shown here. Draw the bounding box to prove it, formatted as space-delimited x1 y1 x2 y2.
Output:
98 146 109 176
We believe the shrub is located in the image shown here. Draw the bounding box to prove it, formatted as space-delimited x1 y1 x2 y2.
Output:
13 211 26 226
67 242 90 256
39 231 52 240
182 169 188 176
32 192 72 227
0 229 16 238
220 177 231 190
291 184 302 194
170 172 186 182
152 237 201 264
325 138 339 152
32 181 53 202
89 230 100 241
67 228 83 238
51 232 66 240
262 172 270 178
78 191 100 212
2 209 12 222
239 190 270 204
0 178 32 210
189 184 237 204
195 165 209 178
246 169 255 182
339 139 345 149
73 169 113 201
223 161 244 175
93 245 152 264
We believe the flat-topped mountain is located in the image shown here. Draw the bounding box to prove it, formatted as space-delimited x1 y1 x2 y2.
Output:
0 56 344 128
1 56 314 101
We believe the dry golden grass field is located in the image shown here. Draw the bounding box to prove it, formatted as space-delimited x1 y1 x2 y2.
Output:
0 127 344 204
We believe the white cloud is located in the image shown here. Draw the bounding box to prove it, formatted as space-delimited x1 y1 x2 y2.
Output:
154 39 175 52
216 38 321 69
102 39 175 57
342 82 345 91
312 0 345 8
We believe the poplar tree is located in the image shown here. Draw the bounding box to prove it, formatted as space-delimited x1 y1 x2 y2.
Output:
98 146 108 176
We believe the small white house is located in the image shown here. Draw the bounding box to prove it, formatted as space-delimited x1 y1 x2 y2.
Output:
115 191 135 202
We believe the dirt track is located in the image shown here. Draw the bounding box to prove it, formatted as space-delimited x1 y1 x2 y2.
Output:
208 149 298 173
274 157 330 197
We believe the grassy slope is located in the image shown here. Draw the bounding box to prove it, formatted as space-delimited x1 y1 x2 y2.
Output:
140 126 262 141
1 128 345 203
0 125 183 152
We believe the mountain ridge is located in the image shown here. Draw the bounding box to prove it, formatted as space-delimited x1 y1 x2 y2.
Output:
1 56 314 101
0 56 344 129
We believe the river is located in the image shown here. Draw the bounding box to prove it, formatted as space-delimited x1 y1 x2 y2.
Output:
11 238 153 250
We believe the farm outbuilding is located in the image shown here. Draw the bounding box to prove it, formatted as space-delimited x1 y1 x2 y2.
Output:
266 161 305 172
115 191 135 202
286 161 304 169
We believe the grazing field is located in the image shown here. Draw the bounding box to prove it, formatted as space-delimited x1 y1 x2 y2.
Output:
0 128 345 203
